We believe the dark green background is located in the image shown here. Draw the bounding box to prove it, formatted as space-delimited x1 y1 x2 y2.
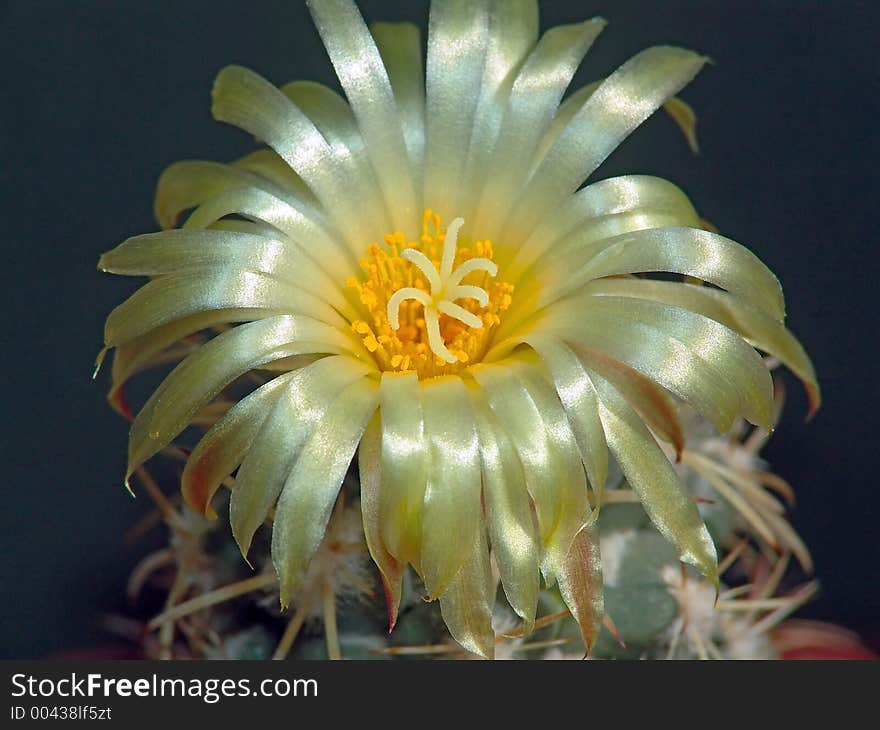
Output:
1 0 877 658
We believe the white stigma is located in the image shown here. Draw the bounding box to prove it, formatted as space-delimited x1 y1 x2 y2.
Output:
386 217 498 363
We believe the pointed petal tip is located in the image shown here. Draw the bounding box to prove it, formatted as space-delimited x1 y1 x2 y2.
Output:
231 523 257 570
380 574 400 633
278 576 299 613
109 385 134 421
93 347 108 380
603 614 626 649
805 385 822 421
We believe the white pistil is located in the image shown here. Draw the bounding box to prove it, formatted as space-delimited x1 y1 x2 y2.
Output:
386 217 497 363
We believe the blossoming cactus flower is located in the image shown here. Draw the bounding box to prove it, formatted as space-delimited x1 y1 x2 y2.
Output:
98 0 820 659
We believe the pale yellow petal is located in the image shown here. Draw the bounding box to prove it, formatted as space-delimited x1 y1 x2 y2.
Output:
540 226 784 323
307 0 417 232
576 345 685 456
99 229 353 317
469 385 540 633
358 415 405 629
516 361 591 581
472 361 560 546
280 79 391 234
103 271 346 347
590 368 717 584
506 46 708 241
458 0 539 222
272 376 379 607
588 277 820 414
419 375 482 599
182 372 295 518
126 317 366 479
230 356 372 557
378 372 427 564
153 159 293 230
517 335 607 500
505 175 700 279
370 22 426 178
475 17 604 237
107 309 257 415
232 149 316 203
438 526 496 659
210 64 373 251
423 0 490 219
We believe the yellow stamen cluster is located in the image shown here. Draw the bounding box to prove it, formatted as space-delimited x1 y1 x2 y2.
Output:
347 210 514 380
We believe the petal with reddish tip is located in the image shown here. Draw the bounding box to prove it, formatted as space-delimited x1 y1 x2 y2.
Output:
358 415 404 631
557 523 604 656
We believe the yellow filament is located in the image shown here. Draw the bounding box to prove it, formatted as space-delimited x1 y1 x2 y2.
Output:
347 210 514 380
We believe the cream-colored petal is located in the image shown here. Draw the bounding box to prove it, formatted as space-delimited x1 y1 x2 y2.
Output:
496 295 764 433
153 160 296 231
103 271 345 347
280 81 360 153
576 345 685 456
550 226 785 322
505 174 699 281
232 149 316 203
230 356 372 557
557 295 772 430
182 185 326 239
126 317 366 479
473 357 590 583
99 229 353 318
469 385 540 633
438 526 496 659
206 219 281 237
459 0 539 222
182 371 295 519
505 46 707 243
520 335 607 500
535 82 700 169
474 18 605 238
419 375 482 599
272 376 379 607
370 22 426 187
378 372 427 564
358 415 404 629
423 0 490 219
588 277 820 414
473 361 559 545
515 361 591 581
211 65 375 252
179 186 357 282
306 0 417 232
280 79 391 233
533 81 596 169
107 309 259 415
589 368 718 584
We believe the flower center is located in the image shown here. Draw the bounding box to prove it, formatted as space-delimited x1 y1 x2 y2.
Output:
347 210 514 379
